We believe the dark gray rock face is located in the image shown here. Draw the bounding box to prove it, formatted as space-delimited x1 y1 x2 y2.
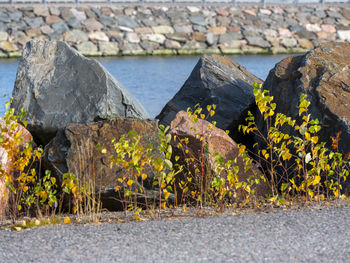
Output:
258 42 350 156
11 40 149 145
156 54 262 140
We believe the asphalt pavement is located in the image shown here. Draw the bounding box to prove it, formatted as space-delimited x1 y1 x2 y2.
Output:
0 206 350 263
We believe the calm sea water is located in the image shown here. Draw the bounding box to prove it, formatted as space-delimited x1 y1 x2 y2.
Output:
0 55 288 117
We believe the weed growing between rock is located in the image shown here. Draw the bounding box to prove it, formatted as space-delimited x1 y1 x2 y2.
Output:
1 83 350 226
108 126 181 219
171 104 264 211
0 102 58 223
239 83 350 204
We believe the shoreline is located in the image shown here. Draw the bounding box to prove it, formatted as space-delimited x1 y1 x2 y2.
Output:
0 5 348 58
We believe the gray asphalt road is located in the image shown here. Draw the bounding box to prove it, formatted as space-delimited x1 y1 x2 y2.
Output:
0 207 350 263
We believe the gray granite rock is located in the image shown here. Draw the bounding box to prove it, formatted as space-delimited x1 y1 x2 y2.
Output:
52 21 69 34
246 36 270 48
0 22 7 32
140 39 159 53
167 32 188 42
67 18 81 29
141 18 157 27
206 32 218 46
327 10 344 19
59 7 74 21
48 32 62 41
76 41 98 55
189 16 207 26
25 17 44 27
11 40 148 145
219 32 242 44
64 29 88 43
91 7 102 17
174 24 193 34
121 42 144 55
281 37 297 48
165 39 181 49
156 55 262 140
100 15 116 28
117 15 139 28
193 25 207 33
295 29 317 40
9 11 23 22
0 12 10 23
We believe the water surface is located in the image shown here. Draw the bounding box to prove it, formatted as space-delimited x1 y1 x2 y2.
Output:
0 55 288 117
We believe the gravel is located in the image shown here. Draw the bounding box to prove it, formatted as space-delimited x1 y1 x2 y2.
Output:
1 207 350 263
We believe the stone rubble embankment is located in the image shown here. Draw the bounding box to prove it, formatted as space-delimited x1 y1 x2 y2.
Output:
0 5 349 57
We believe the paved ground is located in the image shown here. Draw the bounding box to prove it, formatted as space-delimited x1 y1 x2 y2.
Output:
0 206 350 263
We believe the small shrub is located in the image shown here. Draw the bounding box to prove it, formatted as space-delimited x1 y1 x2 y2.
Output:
110 125 179 218
172 104 263 209
239 83 350 202
0 102 57 222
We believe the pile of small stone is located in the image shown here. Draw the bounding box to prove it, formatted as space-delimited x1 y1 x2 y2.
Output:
0 5 349 57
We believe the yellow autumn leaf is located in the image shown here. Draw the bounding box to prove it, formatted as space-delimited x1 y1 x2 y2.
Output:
40 190 48 200
115 185 120 192
311 136 318 144
305 132 311 141
127 180 134 186
313 175 321 186
64 217 71 224
161 202 166 209
164 191 170 200
11 226 22 231
155 163 163 172
142 174 147 181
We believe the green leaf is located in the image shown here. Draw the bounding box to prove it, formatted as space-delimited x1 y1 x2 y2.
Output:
164 159 173 169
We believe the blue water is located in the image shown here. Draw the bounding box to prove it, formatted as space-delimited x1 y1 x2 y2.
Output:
0 55 288 117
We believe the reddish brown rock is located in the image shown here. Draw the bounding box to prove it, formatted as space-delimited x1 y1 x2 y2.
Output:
25 27 42 38
192 32 206 42
208 26 227 35
227 26 241 32
243 9 256 17
216 9 229 17
43 119 163 211
134 27 153 34
83 18 104 32
170 111 270 201
298 38 314 49
0 118 34 218
46 16 62 25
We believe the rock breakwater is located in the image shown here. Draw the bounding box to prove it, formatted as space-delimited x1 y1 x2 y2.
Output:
0 5 349 57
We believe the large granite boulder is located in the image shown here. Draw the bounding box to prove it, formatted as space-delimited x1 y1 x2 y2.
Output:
170 111 270 202
0 118 34 218
156 54 262 142
258 42 350 156
43 119 164 211
11 40 149 145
